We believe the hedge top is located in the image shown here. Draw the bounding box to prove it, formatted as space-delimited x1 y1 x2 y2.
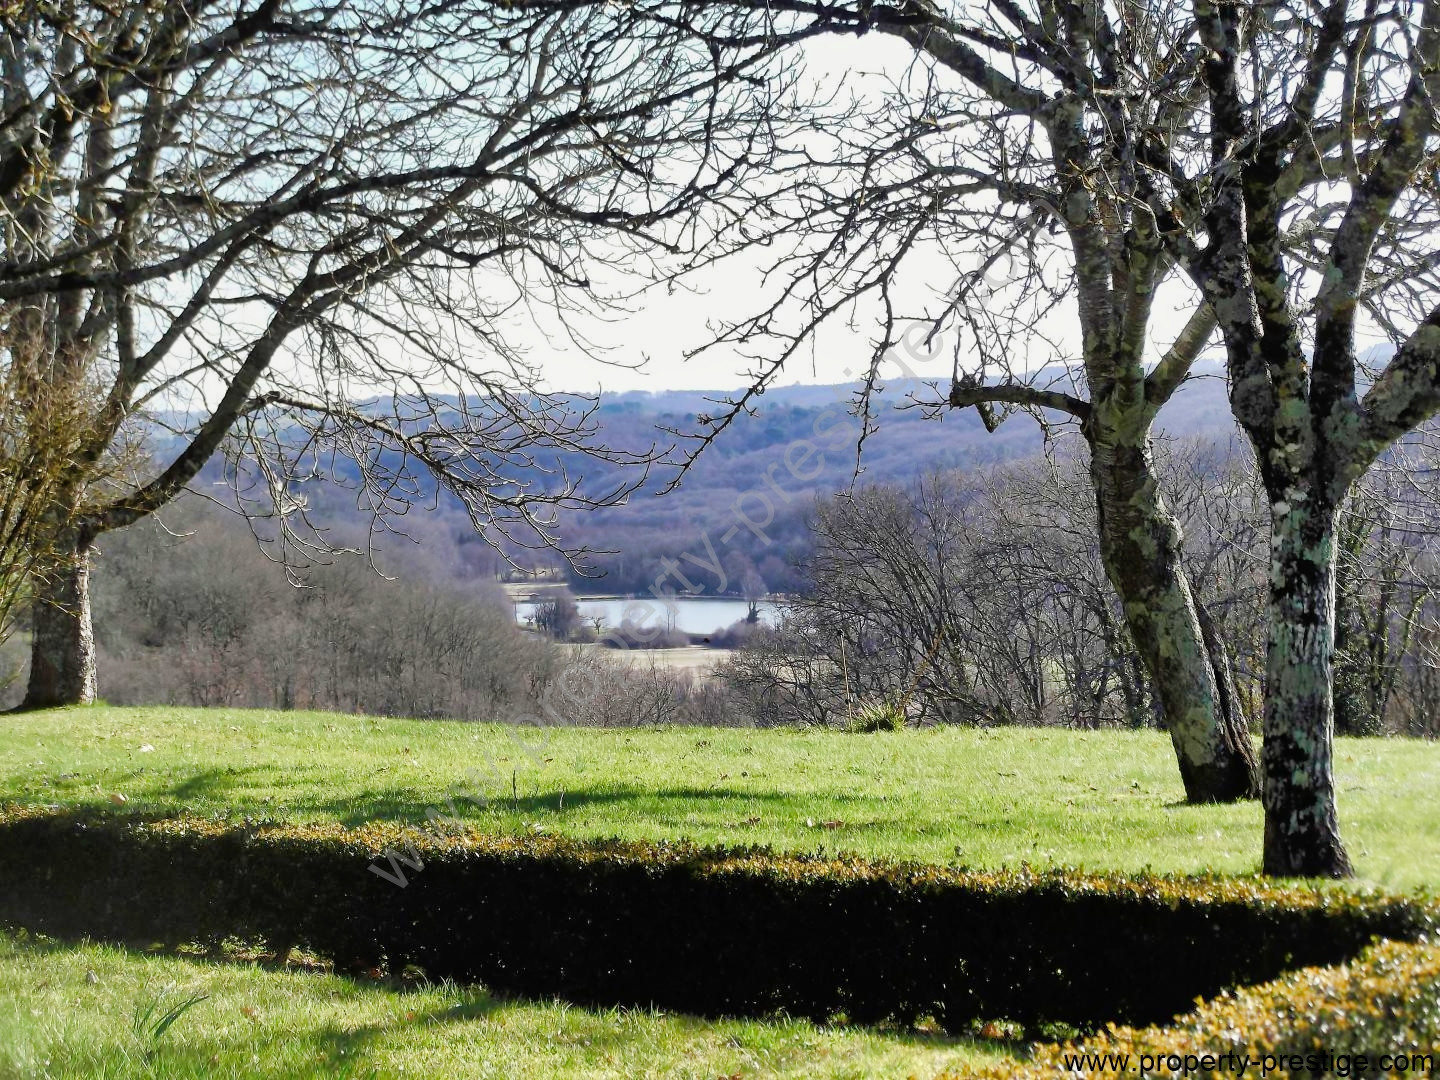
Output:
6 803 1435 922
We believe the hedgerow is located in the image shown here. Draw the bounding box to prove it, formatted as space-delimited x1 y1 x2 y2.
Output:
0 806 1433 1034
959 938 1440 1077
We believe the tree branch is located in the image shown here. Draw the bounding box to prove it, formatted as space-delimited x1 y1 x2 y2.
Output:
949 376 1092 426
1146 303 1217 409
1357 303 1440 463
84 296 308 534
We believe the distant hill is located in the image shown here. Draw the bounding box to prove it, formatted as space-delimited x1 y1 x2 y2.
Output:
159 362 1244 598
538 363 1242 596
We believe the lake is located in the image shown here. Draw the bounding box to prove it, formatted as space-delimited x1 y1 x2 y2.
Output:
511 595 779 636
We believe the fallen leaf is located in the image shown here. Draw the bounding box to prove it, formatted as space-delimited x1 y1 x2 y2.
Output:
108 793 127 805
241 1006 259 1021
822 819 845 830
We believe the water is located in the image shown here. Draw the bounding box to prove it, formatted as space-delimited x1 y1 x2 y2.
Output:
512 595 778 636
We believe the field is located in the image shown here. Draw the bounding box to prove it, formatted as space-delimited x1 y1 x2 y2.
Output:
4 707 1438 888
2 707 1437 1078
568 642 735 673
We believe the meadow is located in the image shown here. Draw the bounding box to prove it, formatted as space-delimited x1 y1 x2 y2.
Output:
4 707 1437 888
2 707 1437 1078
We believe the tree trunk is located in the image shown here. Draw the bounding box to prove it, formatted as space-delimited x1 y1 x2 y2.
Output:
1261 500 1352 877
20 530 97 709
1332 513 1384 736
1089 437 1261 803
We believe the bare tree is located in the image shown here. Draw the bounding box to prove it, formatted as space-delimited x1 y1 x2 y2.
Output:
738 459 1157 730
1325 435 1440 738
723 551 768 622
675 0 1440 872
801 479 975 724
720 618 822 727
0 0 795 708
1165 438 1270 722
682 0 1259 801
532 589 582 641
1147 0 1440 875
979 453 1157 729
1334 475 1415 736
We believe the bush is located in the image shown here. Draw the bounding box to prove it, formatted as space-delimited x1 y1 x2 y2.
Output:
960 938 1440 1076
708 619 759 649
843 699 907 733
611 620 690 649
0 806 1433 1033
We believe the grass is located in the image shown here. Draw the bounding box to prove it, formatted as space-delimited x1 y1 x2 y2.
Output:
2 706 1437 890
3 707 1437 1077
0 933 1006 1079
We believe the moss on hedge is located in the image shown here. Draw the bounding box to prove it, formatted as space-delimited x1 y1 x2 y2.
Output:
0 806 1433 1035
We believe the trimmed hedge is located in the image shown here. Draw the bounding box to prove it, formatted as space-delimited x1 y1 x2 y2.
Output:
0 806 1434 1033
959 938 1440 1076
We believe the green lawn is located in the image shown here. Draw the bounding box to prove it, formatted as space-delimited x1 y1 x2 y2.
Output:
2 706 1437 890
0 934 1006 1079
2 707 1437 1078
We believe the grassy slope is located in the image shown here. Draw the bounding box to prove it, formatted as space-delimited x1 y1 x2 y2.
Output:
3 706 1437 890
0 935 1004 1079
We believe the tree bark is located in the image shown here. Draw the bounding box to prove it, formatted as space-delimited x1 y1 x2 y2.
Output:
1332 509 1379 736
1261 499 1353 877
1089 436 1261 803
20 530 97 709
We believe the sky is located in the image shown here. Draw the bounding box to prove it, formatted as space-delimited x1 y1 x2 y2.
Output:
509 36 1201 397
507 29 1404 399
519 36 929 396
525 242 1209 396
164 24 1399 412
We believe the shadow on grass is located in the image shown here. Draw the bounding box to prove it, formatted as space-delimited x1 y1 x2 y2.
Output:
156 996 1001 1078
4 931 1004 1074
169 765 278 802
209 784 852 828
4 929 436 996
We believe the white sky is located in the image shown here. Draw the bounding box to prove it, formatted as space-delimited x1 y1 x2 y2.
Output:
519 35 1205 396
523 36 925 395
515 32 1404 397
